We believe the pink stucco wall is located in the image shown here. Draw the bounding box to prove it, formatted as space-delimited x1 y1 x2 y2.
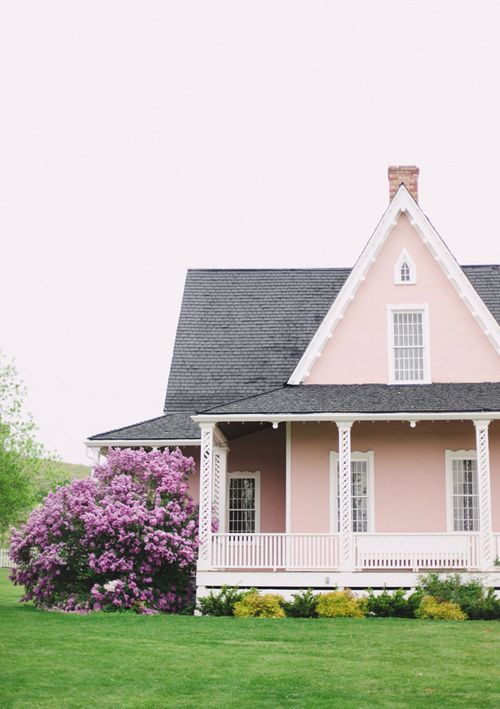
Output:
290 421 500 533
307 213 500 384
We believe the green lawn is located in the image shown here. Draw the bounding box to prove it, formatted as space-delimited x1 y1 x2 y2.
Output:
0 570 499 708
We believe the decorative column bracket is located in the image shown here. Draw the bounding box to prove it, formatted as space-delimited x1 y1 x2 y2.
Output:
337 421 354 571
474 420 493 570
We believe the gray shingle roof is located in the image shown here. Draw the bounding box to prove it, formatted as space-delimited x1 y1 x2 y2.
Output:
200 382 500 415
164 265 500 412
89 264 500 440
88 413 200 441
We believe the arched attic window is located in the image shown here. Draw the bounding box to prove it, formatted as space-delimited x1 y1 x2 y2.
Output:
394 249 416 285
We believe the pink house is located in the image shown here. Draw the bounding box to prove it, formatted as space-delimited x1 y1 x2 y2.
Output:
87 166 500 596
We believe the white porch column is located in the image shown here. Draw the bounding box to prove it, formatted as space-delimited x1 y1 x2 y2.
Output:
337 421 354 571
474 420 494 570
198 423 215 570
213 445 228 533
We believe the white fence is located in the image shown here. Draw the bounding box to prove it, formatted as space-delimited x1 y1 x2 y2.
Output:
211 534 340 570
210 533 481 571
0 549 15 568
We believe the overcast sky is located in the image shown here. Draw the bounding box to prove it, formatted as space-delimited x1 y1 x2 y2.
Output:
1 1 500 464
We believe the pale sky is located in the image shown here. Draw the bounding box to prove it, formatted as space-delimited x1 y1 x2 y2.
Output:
1 1 500 464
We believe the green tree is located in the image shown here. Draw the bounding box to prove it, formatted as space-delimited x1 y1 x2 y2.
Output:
0 351 60 534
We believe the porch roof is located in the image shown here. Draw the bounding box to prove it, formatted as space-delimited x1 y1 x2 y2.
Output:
87 412 200 442
198 382 500 416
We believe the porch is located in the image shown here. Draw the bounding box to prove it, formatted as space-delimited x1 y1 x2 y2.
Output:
194 415 500 586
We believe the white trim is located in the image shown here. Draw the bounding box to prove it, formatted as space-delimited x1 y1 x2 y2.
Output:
386 303 431 384
286 422 292 533
394 248 417 284
85 438 201 448
288 185 500 385
226 471 261 533
445 449 478 533
193 411 500 424
329 451 375 533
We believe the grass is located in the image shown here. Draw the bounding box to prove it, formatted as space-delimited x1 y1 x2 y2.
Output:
0 571 499 708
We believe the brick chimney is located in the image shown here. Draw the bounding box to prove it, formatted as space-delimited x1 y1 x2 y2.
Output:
388 165 419 202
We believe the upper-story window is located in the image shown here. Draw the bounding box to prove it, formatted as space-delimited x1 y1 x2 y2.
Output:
394 249 416 284
388 305 430 383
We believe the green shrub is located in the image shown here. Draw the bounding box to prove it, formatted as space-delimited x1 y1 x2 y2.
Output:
197 585 245 616
416 573 500 620
415 595 467 621
283 588 319 618
233 592 285 618
366 588 420 618
316 590 367 618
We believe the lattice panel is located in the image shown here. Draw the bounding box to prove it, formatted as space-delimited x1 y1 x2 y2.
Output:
338 423 353 566
213 447 224 530
199 425 214 561
475 421 493 568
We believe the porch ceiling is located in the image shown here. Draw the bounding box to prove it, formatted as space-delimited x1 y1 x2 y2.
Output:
197 382 500 416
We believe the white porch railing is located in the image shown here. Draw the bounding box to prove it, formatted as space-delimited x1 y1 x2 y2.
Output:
354 533 480 571
210 533 482 571
211 534 340 569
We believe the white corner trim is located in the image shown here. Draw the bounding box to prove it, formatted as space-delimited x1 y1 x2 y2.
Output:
386 303 431 384
85 438 201 448
288 185 500 385
394 248 417 284
445 449 477 532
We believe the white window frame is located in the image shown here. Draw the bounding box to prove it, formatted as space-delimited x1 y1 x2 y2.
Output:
387 304 431 384
329 451 375 533
445 450 479 533
394 248 417 285
226 471 261 534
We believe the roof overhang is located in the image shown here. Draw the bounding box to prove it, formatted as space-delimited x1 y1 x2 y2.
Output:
85 438 201 448
193 411 500 424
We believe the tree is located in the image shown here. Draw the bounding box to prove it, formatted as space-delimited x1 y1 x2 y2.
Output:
0 351 59 534
10 448 199 613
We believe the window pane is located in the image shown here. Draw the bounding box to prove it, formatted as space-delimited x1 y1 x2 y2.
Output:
452 459 478 532
393 311 424 381
228 478 256 533
336 460 369 533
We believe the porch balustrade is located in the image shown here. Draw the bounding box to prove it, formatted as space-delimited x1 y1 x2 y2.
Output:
211 533 340 570
210 532 482 571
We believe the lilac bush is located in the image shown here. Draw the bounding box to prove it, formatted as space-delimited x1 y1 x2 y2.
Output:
9 448 198 614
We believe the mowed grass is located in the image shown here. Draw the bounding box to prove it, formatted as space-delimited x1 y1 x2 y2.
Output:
0 571 499 708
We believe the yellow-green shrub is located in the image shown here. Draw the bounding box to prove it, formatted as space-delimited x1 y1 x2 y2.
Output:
416 595 467 621
233 592 285 618
316 590 367 618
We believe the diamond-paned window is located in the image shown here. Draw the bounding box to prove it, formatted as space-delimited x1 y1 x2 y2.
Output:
393 310 424 382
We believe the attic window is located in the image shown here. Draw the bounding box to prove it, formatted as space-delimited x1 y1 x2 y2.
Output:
394 249 416 285
400 261 411 282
